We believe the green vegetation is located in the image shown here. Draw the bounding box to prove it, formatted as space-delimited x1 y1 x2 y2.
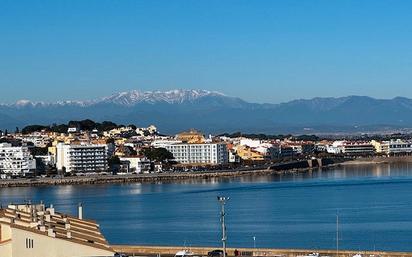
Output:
141 147 174 162
21 119 121 134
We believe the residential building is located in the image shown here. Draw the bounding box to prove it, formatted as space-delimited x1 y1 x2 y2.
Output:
56 143 108 174
160 142 228 165
20 132 51 148
372 139 412 155
0 143 36 179
176 129 205 144
341 141 375 156
0 203 114 257
119 156 151 173
236 145 265 161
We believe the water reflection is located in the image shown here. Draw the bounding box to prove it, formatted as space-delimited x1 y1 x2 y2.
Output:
2 163 412 251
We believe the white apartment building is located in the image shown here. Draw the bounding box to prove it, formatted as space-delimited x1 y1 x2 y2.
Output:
119 156 151 173
160 142 228 165
372 139 412 155
342 142 375 155
20 133 51 148
0 143 36 179
56 143 108 174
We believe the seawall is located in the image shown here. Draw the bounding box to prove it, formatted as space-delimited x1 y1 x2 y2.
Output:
0 158 346 188
111 245 412 257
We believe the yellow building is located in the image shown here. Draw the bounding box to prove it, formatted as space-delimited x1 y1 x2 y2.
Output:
235 145 264 161
0 203 114 257
176 129 205 144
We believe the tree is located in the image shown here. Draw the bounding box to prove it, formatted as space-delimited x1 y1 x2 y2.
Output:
141 147 174 162
108 156 121 166
22 125 49 134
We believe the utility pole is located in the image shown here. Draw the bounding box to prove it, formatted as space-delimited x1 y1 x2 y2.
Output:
218 196 229 257
336 211 339 257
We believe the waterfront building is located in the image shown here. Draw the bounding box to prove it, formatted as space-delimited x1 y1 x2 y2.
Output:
371 140 388 153
279 145 295 157
341 141 375 156
0 143 36 179
119 156 151 173
372 139 412 155
56 143 108 174
160 142 228 165
0 203 114 257
387 139 412 154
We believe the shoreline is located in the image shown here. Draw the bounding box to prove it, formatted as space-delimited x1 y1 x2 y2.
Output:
112 244 412 257
0 165 334 188
340 155 412 165
1 155 412 188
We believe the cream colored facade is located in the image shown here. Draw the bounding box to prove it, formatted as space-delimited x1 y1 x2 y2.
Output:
0 204 114 257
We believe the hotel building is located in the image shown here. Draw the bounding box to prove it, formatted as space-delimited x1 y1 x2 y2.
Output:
56 143 108 174
159 142 228 165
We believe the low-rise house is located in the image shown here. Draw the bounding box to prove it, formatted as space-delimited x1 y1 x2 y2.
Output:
119 156 151 173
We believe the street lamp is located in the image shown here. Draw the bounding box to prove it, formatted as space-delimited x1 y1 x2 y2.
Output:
217 196 229 257
253 236 256 249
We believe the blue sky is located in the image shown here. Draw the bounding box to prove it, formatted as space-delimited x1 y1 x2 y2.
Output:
1 0 412 104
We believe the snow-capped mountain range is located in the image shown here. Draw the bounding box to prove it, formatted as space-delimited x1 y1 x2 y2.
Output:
2 89 412 134
3 89 227 107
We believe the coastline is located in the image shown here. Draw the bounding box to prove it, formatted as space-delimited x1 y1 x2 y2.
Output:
0 163 337 188
340 155 412 165
2 155 412 188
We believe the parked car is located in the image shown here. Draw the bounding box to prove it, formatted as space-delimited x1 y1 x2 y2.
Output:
208 250 226 257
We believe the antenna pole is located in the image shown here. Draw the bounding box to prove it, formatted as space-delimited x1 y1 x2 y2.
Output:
218 196 229 257
336 211 339 257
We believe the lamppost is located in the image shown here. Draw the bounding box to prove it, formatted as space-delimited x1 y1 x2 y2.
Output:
253 236 256 249
217 196 229 257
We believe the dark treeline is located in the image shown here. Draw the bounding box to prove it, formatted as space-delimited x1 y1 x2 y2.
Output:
21 119 121 134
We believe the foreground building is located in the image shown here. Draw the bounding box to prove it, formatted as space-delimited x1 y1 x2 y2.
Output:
0 203 114 257
0 143 36 179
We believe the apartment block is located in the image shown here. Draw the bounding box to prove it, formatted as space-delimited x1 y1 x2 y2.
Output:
160 142 228 165
0 143 36 179
56 143 108 174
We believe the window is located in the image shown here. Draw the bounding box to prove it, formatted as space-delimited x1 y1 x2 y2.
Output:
25 238 34 249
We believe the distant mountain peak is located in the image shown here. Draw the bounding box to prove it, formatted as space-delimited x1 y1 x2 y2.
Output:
99 89 226 106
3 89 227 107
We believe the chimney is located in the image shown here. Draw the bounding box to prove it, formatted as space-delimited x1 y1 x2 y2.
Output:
47 204 55 216
47 228 56 238
39 225 46 232
78 203 83 220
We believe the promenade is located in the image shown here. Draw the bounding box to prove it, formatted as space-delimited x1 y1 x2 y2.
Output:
112 245 412 257
0 158 347 188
